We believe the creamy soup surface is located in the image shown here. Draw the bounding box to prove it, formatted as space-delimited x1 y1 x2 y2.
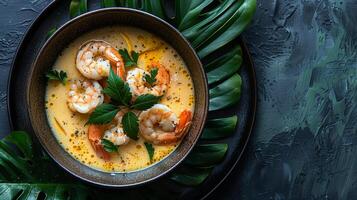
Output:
45 26 195 172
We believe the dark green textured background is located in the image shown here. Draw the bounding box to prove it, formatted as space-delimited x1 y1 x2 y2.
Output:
1 0 356 199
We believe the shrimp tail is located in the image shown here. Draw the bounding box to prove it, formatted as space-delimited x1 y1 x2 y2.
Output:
175 110 192 135
155 110 192 145
104 47 126 80
88 125 111 161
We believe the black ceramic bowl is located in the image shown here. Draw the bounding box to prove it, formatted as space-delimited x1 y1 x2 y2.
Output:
27 8 208 187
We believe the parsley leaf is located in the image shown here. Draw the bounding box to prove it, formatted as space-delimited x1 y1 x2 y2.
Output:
86 103 119 125
119 48 139 68
103 68 132 106
144 68 158 86
101 139 118 152
131 94 161 110
122 111 139 140
46 69 67 85
144 142 155 161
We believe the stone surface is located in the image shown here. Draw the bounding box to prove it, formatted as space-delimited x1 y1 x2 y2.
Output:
1 0 356 199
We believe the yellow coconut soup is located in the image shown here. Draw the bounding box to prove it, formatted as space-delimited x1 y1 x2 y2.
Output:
45 26 195 172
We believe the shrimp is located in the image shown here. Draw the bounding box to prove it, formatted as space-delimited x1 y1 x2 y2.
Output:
76 40 125 80
88 110 130 160
88 125 110 161
126 63 170 98
67 80 104 114
103 110 130 146
139 104 192 145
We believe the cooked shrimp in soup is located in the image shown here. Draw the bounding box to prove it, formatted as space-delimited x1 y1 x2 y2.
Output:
45 26 195 172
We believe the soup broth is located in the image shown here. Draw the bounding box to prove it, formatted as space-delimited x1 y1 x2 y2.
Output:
45 26 195 172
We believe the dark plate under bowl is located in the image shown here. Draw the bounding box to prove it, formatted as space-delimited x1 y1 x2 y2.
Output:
26 8 208 187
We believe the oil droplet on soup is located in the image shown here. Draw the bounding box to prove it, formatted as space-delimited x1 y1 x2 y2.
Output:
45 26 195 172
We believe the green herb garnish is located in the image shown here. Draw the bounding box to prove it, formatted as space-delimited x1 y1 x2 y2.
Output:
101 139 118 153
122 111 139 140
131 94 161 110
103 68 132 106
46 69 67 85
144 142 155 161
87 68 160 141
144 68 158 86
119 48 139 68
86 104 119 125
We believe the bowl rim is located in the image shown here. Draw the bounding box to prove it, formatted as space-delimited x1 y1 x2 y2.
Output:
26 7 208 187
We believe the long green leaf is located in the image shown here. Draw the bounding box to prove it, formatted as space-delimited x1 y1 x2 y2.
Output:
201 116 238 139
69 0 88 18
206 46 242 85
0 142 31 180
209 74 242 111
170 167 212 186
190 1 242 49
178 0 214 30
46 27 57 39
182 0 236 40
184 144 228 167
141 0 165 19
101 0 117 7
3 131 33 160
197 0 256 58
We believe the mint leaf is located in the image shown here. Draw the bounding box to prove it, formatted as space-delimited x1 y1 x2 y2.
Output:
122 111 139 140
46 69 67 85
101 139 118 152
144 68 158 86
86 103 119 124
144 142 155 161
103 68 132 106
119 48 139 68
131 94 161 110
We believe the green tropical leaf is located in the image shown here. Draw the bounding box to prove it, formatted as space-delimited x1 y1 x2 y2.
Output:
0 183 88 200
141 0 166 19
177 0 214 30
181 0 236 40
189 1 242 49
209 74 242 111
206 46 243 85
69 0 88 18
101 0 117 7
3 131 33 160
0 131 89 199
170 167 212 186
201 116 238 139
184 144 228 167
197 0 256 58
46 27 57 39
